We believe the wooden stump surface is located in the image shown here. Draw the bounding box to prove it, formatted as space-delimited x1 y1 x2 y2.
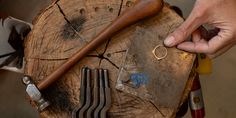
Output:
24 0 195 118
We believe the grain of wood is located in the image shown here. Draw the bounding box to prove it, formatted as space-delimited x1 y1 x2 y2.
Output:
24 0 195 117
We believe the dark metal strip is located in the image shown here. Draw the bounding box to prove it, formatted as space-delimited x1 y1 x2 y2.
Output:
72 67 87 118
78 68 92 118
100 69 111 118
86 69 99 118
93 69 105 118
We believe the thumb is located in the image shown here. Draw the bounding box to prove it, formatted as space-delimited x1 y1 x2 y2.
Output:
164 6 207 47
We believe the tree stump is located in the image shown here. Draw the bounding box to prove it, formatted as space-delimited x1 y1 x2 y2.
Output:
24 0 195 118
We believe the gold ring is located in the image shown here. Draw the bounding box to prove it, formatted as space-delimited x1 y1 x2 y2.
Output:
152 45 168 60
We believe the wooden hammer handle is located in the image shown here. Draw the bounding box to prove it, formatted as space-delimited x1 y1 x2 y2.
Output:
38 0 163 90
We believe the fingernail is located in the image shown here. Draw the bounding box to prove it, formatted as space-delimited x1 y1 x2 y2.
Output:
164 36 175 47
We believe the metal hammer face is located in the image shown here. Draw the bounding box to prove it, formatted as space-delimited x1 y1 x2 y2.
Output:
22 75 50 111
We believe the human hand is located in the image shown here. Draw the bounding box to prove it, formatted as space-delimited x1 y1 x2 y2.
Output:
164 0 236 58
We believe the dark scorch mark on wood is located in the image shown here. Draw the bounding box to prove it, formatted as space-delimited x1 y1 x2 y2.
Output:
62 16 86 39
56 3 86 39
43 83 74 115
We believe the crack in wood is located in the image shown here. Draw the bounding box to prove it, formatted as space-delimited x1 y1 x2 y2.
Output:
86 55 99 57
113 50 127 54
103 57 119 69
28 57 68 61
118 0 124 16
34 0 60 16
86 54 120 69
102 38 112 55
98 57 103 67
62 16 86 39
56 3 103 55
106 50 127 59
56 3 85 40
94 0 125 69
150 101 166 117
90 0 125 70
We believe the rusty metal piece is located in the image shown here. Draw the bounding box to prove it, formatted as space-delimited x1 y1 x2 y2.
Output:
93 69 105 118
86 69 99 118
72 67 87 118
100 69 111 118
37 0 164 90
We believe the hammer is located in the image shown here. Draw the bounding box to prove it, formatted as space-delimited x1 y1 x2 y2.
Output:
23 0 163 111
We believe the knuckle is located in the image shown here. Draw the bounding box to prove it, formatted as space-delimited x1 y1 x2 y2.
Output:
192 2 209 20
175 27 187 41
193 8 206 20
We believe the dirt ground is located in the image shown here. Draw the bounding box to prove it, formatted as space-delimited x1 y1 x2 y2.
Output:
0 0 235 118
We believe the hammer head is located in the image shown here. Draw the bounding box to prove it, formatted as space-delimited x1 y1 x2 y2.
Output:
22 75 50 111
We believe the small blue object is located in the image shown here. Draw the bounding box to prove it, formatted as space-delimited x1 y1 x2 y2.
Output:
130 73 148 88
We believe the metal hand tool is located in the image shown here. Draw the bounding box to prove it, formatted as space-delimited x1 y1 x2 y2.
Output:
72 68 111 118
100 69 111 118
86 69 99 118
78 68 92 118
22 75 50 111
72 67 87 118
93 69 105 118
